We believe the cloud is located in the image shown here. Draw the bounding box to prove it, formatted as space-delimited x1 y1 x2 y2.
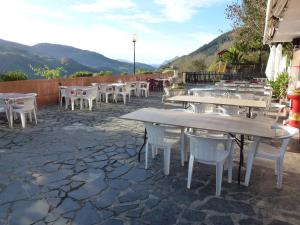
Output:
185 32 218 43
98 11 162 24
72 0 135 13
154 0 225 22
0 0 225 64
0 0 73 21
129 22 158 34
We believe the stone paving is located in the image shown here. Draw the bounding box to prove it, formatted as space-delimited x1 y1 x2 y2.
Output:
0 93 300 225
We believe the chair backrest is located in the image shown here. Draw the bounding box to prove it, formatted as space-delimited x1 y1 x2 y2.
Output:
65 88 78 97
129 83 136 88
16 96 36 111
106 85 114 92
193 91 211 97
240 93 255 100
115 86 128 93
60 88 66 96
0 99 8 110
91 83 99 87
203 112 230 117
169 108 193 113
254 125 299 157
164 87 170 96
232 94 242 99
144 123 166 146
83 87 98 98
186 132 232 162
140 82 149 89
190 103 216 113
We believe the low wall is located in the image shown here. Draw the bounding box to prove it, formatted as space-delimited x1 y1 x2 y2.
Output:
0 73 171 106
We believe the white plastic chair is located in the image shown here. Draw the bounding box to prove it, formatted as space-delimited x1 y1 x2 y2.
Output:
126 82 137 97
189 103 226 114
59 86 67 108
139 82 149 97
0 100 11 127
105 85 114 103
114 86 130 104
253 102 286 124
144 123 180 175
65 88 81 111
162 87 171 102
244 125 299 188
81 87 98 110
95 84 107 102
91 83 100 102
12 96 37 128
185 131 234 196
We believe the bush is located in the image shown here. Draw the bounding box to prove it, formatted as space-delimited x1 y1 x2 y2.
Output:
121 72 128 76
208 62 219 72
30 65 65 79
162 69 173 74
72 71 93 78
0 71 28 81
93 71 113 77
268 72 289 99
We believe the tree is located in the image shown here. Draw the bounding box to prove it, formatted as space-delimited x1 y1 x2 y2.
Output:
71 71 93 78
226 0 267 52
93 71 113 77
208 62 219 72
30 65 65 79
191 58 207 71
121 72 128 76
136 68 146 74
0 71 28 82
221 47 244 71
226 0 269 73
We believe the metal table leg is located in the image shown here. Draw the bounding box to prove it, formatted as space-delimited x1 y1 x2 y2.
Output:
138 128 147 162
247 107 251 118
238 134 244 184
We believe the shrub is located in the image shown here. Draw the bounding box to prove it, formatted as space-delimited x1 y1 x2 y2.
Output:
104 71 113 76
0 71 28 81
208 62 219 72
30 65 65 79
93 71 113 77
72 71 93 78
121 72 128 76
162 69 173 74
268 72 289 99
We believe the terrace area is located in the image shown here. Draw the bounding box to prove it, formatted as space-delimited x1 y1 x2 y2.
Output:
0 92 299 225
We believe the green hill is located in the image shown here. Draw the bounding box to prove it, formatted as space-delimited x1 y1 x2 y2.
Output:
164 31 234 72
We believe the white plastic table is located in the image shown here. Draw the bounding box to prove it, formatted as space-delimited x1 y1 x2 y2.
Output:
121 108 277 184
166 95 267 118
0 93 37 128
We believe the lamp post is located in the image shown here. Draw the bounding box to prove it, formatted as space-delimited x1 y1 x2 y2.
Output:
132 34 137 75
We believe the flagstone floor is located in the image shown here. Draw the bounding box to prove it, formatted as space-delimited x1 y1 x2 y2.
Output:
0 93 299 225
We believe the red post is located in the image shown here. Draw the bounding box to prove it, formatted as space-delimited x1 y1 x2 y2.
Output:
288 93 300 129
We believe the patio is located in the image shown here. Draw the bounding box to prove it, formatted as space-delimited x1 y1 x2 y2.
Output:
0 93 299 225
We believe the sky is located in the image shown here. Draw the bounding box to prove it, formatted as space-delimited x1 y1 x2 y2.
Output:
0 0 232 64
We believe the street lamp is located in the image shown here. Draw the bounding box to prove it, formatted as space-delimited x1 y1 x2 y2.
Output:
132 34 137 75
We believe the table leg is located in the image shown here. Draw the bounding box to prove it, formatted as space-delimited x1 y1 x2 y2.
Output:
247 107 251 118
238 134 244 184
138 128 147 162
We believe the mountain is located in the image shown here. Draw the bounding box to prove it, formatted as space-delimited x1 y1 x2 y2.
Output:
165 31 234 72
0 39 155 78
31 43 154 73
161 56 179 66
